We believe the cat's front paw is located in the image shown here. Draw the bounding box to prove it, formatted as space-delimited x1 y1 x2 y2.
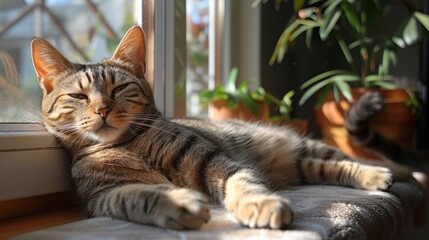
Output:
356 166 393 191
158 188 211 230
231 194 293 229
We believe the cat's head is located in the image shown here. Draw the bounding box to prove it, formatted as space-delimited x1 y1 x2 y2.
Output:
31 26 156 145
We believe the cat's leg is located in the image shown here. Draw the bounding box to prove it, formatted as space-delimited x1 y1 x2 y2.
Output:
296 138 420 190
87 183 210 230
295 157 393 191
220 169 293 229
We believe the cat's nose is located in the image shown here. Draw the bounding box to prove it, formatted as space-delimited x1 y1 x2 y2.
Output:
95 106 111 120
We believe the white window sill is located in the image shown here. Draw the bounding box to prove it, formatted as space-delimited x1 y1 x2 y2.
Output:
0 124 73 201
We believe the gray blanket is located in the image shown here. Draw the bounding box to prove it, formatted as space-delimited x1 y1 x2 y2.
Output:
15 182 423 240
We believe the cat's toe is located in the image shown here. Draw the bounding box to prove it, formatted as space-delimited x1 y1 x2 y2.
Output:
357 166 393 191
162 188 211 230
235 195 292 229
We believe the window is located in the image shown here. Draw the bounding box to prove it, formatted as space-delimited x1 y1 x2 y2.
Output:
0 0 140 123
0 0 146 202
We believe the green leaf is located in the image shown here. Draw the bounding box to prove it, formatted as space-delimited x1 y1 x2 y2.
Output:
348 39 363 50
331 74 360 82
239 93 259 115
403 17 420 46
251 87 266 101
364 75 393 82
342 1 360 33
372 81 397 90
224 93 239 107
380 48 397 75
333 84 340 103
334 79 352 101
315 86 330 107
323 0 342 14
199 90 216 105
299 78 334 105
305 27 314 50
290 24 313 41
300 69 350 89
238 81 249 92
270 20 301 64
414 12 429 32
336 36 355 71
320 10 342 41
393 16 421 48
283 90 295 101
226 68 238 92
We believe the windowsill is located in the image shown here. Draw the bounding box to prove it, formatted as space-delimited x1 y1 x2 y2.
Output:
0 207 86 239
0 124 73 203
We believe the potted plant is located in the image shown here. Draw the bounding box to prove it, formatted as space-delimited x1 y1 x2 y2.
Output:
199 67 272 122
267 0 429 158
199 67 308 133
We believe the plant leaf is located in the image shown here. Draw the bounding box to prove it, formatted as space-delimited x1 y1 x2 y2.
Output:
320 10 342 41
270 20 301 64
414 12 429 32
393 16 421 48
341 1 360 34
364 74 393 82
306 27 314 50
334 79 352 101
380 48 396 75
239 93 259 115
283 90 295 100
372 81 397 90
333 84 340 103
315 86 330 107
332 74 360 82
403 17 420 46
300 78 334 105
226 68 238 92
336 36 355 71
300 69 350 89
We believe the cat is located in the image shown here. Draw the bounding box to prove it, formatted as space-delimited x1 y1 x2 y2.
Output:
345 91 422 169
31 25 406 230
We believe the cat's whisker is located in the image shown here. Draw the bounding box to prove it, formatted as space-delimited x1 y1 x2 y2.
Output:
129 120 178 137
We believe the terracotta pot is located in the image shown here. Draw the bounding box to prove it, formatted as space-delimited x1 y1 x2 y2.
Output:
314 88 416 159
209 100 270 122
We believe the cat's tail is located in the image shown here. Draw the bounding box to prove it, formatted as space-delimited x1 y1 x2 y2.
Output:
345 91 423 169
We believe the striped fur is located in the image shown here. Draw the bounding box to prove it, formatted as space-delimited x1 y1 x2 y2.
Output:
32 26 398 230
346 91 422 169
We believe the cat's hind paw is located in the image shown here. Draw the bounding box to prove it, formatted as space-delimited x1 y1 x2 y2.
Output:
233 194 293 229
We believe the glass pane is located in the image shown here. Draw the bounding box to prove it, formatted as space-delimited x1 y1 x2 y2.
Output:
0 0 140 122
185 0 209 117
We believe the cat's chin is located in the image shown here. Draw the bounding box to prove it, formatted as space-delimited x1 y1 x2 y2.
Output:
90 126 124 144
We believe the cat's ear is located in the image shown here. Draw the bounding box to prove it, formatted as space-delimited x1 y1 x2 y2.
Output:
111 25 146 80
31 38 72 94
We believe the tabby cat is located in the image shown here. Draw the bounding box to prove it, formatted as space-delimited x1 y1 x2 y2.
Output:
32 26 400 230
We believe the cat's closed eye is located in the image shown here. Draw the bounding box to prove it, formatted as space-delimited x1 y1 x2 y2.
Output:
112 83 129 94
68 93 88 100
